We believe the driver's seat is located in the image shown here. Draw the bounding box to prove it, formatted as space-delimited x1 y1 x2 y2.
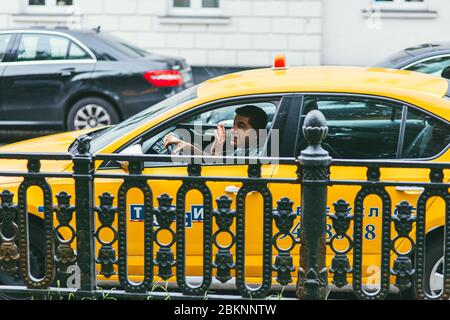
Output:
404 123 434 158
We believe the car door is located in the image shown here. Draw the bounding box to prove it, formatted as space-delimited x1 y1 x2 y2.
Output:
93 94 291 280
1 32 96 129
0 32 17 121
270 93 422 286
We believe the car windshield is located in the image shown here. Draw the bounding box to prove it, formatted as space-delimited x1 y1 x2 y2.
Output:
97 33 151 58
88 85 199 153
372 50 413 68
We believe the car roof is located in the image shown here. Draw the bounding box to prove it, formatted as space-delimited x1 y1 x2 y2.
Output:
0 27 96 36
197 66 450 118
403 42 450 56
198 66 448 98
374 42 450 69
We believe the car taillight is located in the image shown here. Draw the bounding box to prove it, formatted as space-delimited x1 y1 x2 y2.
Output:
143 70 184 87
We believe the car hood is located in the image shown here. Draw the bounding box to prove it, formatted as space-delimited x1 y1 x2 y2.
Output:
0 129 97 186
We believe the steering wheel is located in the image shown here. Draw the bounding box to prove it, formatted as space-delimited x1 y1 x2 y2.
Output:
167 143 184 156
165 132 184 156
166 144 175 155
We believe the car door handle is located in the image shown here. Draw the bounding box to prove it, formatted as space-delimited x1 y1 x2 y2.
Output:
395 186 424 194
59 67 76 76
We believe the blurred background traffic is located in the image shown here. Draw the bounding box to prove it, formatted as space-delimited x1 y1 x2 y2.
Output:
0 0 449 143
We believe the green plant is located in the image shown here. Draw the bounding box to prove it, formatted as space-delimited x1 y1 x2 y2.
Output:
265 286 286 300
148 280 171 300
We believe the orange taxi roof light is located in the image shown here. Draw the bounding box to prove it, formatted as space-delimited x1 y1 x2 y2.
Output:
273 54 288 70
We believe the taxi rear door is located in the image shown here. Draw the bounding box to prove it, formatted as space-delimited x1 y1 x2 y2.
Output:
269 93 418 287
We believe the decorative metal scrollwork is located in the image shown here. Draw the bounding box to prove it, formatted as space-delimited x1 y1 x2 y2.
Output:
329 199 353 288
235 163 273 298
353 183 391 300
0 190 20 274
272 197 296 286
153 194 176 281
213 195 236 284
94 192 118 279
117 171 153 293
53 192 76 274
414 176 450 300
391 201 416 293
176 163 213 296
18 159 55 289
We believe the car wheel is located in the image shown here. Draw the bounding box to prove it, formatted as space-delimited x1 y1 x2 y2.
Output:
0 223 46 300
67 97 119 131
399 235 444 299
424 238 444 298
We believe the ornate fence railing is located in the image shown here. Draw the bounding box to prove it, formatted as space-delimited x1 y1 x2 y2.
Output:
0 110 448 300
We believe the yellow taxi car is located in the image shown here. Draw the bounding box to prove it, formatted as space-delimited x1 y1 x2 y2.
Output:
0 59 449 296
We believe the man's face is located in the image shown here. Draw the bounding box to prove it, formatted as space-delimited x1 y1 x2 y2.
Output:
230 114 256 147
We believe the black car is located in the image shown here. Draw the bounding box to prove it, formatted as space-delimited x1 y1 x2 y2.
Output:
374 42 450 78
0 27 193 131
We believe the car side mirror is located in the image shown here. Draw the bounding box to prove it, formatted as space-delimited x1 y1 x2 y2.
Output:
117 144 143 171
441 66 450 80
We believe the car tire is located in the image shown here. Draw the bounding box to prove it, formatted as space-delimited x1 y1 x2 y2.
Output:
67 97 120 131
423 236 444 298
0 222 46 300
399 235 444 299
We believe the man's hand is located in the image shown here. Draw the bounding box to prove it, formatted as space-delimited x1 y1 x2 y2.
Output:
163 133 188 154
211 124 226 156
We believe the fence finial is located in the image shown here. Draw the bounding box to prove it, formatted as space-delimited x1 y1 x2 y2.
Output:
302 110 328 149
76 136 92 155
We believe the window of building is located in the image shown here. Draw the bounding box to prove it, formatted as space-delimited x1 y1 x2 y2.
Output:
24 0 75 14
170 0 221 16
372 0 428 10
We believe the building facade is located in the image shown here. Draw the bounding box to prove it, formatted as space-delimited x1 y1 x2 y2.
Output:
0 0 448 73
323 0 450 66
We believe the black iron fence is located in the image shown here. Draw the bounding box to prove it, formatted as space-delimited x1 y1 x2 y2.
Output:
0 110 448 300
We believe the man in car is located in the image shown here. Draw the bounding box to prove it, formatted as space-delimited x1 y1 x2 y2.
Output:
163 105 268 157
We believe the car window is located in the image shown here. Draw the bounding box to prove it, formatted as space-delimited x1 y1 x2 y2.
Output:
140 101 278 161
406 55 450 76
401 107 450 159
16 33 73 62
68 41 91 60
372 50 412 68
89 85 199 153
96 33 149 58
299 96 403 159
0 34 12 62
185 102 276 128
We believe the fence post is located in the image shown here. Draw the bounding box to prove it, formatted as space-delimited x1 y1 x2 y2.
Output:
296 110 331 300
72 136 96 291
